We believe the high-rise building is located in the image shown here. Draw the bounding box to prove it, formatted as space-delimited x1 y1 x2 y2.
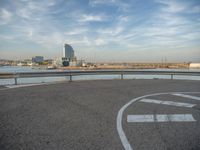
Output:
63 44 74 60
62 43 76 66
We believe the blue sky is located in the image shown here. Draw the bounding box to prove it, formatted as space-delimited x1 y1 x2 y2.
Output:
0 0 200 62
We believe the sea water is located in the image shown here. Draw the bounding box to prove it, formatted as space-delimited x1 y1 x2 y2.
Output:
0 66 200 85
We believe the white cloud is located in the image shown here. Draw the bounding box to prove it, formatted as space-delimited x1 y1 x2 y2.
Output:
89 0 116 6
118 15 130 22
17 8 30 19
137 1 198 48
1 9 12 20
28 30 33 38
157 14 189 26
94 38 106 46
36 32 64 46
65 28 88 35
156 0 186 13
16 0 56 20
0 35 15 40
181 32 200 41
79 14 105 22
189 6 200 13
66 36 92 46
89 0 131 12
144 27 178 37
11 23 65 47
0 9 13 25
97 26 124 36
117 2 131 12
0 0 199 62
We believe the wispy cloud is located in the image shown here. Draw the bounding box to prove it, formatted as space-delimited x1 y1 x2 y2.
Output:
156 0 200 14
94 38 107 46
0 0 199 61
79 14 106 22
65 28 88 36
89 0 116 6
156 0 186 13
16 1 48 20
97 26 124 36
0 35 14 40
89 0 131 12
189 5 200 13
0 8 13 25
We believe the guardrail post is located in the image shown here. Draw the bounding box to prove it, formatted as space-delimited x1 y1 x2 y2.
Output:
69 75 72 82
171 74 173 80
121 74 124 80
14 77 17 85
14 73 18 85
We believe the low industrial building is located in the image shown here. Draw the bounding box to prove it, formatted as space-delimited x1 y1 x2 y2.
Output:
32 56 44 63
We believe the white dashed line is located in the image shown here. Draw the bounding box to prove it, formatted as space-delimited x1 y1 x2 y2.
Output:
172 93 200 101
140 98 196 108
127 114 196 123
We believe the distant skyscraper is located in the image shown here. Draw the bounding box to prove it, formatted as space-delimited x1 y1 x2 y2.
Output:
62 43 76 66
63 44 74 59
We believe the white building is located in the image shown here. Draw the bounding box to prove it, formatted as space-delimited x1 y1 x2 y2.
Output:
189 63 200 68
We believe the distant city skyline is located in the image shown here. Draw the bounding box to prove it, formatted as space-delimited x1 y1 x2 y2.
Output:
0 0 200 62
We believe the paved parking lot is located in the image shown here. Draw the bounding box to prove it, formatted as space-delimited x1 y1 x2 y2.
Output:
0 79 200 150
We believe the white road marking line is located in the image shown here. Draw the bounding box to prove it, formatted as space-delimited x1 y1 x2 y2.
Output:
117 92 200 150
140 98 196 108
127 114 196 123
172 93 200 101
5 83 45 89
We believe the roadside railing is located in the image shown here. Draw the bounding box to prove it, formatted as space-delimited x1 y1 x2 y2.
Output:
0 70 200 85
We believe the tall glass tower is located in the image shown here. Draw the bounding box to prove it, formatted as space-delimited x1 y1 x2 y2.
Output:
62 43 75 66
63 44 74 59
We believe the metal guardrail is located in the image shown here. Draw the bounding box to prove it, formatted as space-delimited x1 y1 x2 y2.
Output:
0 70 200 85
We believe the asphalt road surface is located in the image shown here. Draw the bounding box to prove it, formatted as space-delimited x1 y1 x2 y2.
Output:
0 79 200 150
